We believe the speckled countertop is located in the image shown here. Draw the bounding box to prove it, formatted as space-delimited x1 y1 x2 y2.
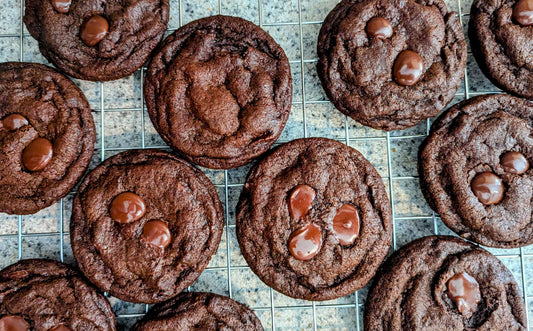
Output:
0 0 531 330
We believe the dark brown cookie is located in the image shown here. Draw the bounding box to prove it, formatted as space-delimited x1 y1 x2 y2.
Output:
70 149 224 303
145 15 292 169
365 236 527 330
24 0 169 81
0 62 95 215
0 259 116 330
317 0 467 131
419 94 533 248
132 292 263 330
236 138 392 300
469 0 533 99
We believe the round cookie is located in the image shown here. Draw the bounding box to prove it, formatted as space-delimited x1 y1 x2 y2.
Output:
419 94 533 247
24 0 169 81
0 259 116 330
70 149 224 303
145 15 292 169
469 0 533 99
132 292 263 330
365 236 527 330
236 138 392 301
317 0 467 131
0 62 95 215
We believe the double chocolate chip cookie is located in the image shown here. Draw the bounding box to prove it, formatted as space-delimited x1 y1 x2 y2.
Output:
132 292 263 330
70 149 224 303
237 138 392 300
317 0 467 131
0 259 116 330
365 236 526 330
470 0 533 99
0 62 95 215
419 94 533 247
145 15 292 169
24 0 169 81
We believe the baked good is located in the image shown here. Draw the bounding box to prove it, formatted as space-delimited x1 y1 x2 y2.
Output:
236 138 392 300
0 259 116 330
70 149 224 303
365 236 527 330
132 292 263 330
0 62 95 215
419 94 533 247
145 15 292 169
469 0 533 99
317 0 467 131
24 0 169 81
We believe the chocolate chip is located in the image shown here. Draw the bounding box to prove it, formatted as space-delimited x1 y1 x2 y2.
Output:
501 151 529 175
80 15 109 47
51 0 71 13
471 172 505 205
109 192 146 224
288 185 316 220
447 272 481 315
22 137 53 172
513 0 533 26
393 50 424 86
50 325 71 331
288 224 322 261
0 315 29 331
142 220 172 249
1 114 28 131
366 17 393 39
332 204 360 245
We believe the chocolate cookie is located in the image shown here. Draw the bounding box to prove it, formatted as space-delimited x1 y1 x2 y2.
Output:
132 292 263 330
419 94 533 248
24 0 169 81
469 0 533 99
145 15 292 169
317 0 467 131
236 138 392 300
70 149 224 303
0 62 95 215
365 236 527 330
0 259 116 330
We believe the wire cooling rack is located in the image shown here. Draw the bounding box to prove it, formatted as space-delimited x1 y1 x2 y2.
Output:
0 0 532 330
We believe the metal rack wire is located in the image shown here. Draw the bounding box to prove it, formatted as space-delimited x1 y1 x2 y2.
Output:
0 0 531 330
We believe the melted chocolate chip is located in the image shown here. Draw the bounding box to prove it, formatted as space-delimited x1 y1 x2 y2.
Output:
471 172 505 205
288 224 322 261
109 192 146 224
0 315 29 331
447 272 481 315
501 151 529 175
142 220 172 249
1 114 28 131
50 325 71 331
332 204 360 245
22 137 53 172
366 17 393 39
51 0 71 13
513 0 533 26
393 50 424 86
288 185 316 220
80 15 109 47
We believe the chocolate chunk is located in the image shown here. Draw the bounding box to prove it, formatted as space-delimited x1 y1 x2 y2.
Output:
142 220 171 249
80 15 109 47
0 316 29 331
513 0 533 26
50 0 71 13
393 50 424 86
1 114 28 131
109 192 146 224
288 223 323 261
366 17 393 39
447 272 481 315
501 151 529 175
332 204 360 246
471 172 505 205
22 138 53 172
288 185 316 220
